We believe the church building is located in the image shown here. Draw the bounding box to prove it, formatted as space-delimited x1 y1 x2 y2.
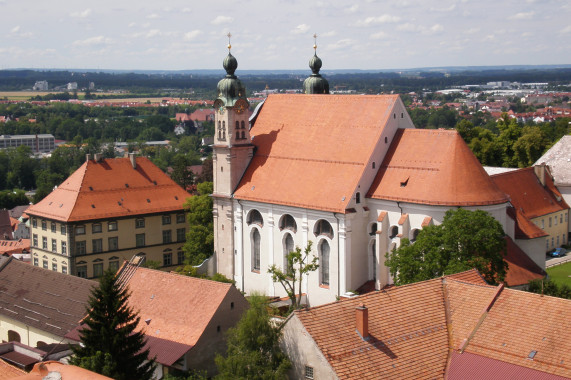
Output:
212 43 544 306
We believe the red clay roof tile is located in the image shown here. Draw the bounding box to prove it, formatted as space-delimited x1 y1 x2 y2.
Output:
26 157 190 222
234 94 402 213
368 129 509 206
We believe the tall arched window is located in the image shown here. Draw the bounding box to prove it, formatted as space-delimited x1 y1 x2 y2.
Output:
241 121 245 129
389 226 398 239
222 121 226 140
252 229 261 271
411 229 420 242
283 233 294 274
279 214 297 232
369 223 378 236
236 121 239 130
247 210 263 227
218 121 221 139
314 219 333 239
319 240 330 286
241 131 245 139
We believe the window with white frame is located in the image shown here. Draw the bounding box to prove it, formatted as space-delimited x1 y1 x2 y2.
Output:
283 233 294 274
320 240 330 286
252 228 261 271
305 365 314 379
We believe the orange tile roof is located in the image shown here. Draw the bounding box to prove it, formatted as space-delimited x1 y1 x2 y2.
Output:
0 239 30 255
294 271 571 379
119 266 235 348
367 129 509 206
0 359 25 379
507 206 548 239
12 361 113 380
26 157 190 222
234 94 402 213
491 167 569 219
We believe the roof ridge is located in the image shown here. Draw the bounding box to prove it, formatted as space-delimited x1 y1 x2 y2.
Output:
137 266 233 288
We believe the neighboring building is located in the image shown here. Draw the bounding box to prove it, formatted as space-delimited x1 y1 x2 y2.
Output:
67 82 78 91
66 260 249 378
535 135 571 231
26 154 191 278
492 165 570 260
0 256 95 348
281 269 571 379
0 210 13 240
0 134 55 153
32 81 48 91
0 342 74 372
211 49 543 307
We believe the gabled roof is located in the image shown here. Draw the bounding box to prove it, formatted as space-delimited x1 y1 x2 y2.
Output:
534 135 571 186
367 129 509 206
234 94 402 213
11 361 113 380
26 157 190 222
492 167 569 219
0 256 95 338
293 270 571 379
507 206 548 240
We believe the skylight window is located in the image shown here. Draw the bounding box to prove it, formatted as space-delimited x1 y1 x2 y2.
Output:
528 350 537 359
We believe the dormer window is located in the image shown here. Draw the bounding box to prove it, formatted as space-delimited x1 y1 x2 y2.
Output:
247 210 263 227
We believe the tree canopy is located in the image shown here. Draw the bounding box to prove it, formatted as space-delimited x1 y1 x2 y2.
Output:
386 208 508 286
215 293 290 380
183 181 214 265
70 270 155 380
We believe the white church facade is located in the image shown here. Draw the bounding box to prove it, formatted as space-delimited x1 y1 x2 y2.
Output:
212 47 545 307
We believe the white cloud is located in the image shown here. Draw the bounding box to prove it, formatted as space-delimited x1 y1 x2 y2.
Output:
72 36 113 46
9 25 33 38
128 22 136 28
326 38 355 51
147 13 159 19
396 23 419 32
291 24 310 34
211 16 233 25
430 4 456 12
184 30 203 40
560 25 571 34
509 12 535 20
370 31 388 39
11 25 20 33
182 8 192 13
464 27 480 35
345 4 359 13
146 29 161 38
428 24 444 33
70 9 91 18
357 14 401 26
320 31 337 37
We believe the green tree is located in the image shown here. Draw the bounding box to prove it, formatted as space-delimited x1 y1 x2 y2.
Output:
386 208 508 286
183 182 213 265
496 113 522 167
512 126 549 167
70 270 155 380
268 241 318 312
171 154 195 190
215 293 290 380
527 279 571 299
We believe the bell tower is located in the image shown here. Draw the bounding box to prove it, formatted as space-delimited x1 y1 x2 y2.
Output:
212 34 254 279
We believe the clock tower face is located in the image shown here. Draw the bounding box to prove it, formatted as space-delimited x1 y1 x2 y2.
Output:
235 99 247 114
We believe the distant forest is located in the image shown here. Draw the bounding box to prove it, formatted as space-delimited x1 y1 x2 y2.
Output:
1 67 571 95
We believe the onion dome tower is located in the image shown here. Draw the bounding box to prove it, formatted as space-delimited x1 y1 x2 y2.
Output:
215 34 248 107
303 34 330 94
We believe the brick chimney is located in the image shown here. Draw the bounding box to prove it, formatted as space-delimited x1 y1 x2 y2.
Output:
534 164 546 186
356 303 369 339
129 152 136 169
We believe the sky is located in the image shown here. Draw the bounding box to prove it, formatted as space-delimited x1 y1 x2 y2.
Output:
1 0 570 71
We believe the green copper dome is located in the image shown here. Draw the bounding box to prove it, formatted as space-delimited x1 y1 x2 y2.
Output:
216 53 247 107
303 53 329 94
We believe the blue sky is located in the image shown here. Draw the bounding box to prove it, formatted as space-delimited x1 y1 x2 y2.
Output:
1 0 570 71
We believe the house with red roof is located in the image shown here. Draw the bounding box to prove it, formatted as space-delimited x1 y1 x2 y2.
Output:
209 49 547 306
25 154 191 278
281 269 571 379
492 165 569 262
66 260 249 378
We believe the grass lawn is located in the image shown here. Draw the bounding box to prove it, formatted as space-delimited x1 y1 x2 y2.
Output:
547 261 571 287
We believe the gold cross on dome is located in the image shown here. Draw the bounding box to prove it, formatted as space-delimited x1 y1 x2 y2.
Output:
227 32 232 51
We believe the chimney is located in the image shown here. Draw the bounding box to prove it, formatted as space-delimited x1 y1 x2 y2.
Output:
129 152 136 169
94 153 102 162
534 164 546 186
85 153 91 162
356 303 369 340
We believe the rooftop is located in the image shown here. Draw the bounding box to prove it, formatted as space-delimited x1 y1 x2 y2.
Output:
534 135 571 186
26 156 190 222
368 129 509 206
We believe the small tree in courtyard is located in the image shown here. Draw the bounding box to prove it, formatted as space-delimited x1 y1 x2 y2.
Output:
268 241 318 311
215 293 290 379
70 269 155 380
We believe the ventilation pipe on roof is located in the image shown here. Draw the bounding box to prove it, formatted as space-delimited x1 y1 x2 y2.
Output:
94 153 102 162
129 152 136 169
356 303 369 340
85 154 91 162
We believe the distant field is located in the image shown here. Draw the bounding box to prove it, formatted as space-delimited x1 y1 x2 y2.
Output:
547 261 571 287
0 91 163 102
0 91 54 100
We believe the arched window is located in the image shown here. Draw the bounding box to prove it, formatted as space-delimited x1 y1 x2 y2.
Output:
279 214 297 232
236 121 239 130
241 131 245 139
241 121 245 129
36 341 47 348
247 210 263 227
218 121 221 139
8 330 20 343
356 192 361 204
411 229 420 242
319 240 330 286
283 233 294 274
252 229 261 271
222 121 226 140
314 219 333 239
236 131 240 139
389 226 398 239
369 223 378 236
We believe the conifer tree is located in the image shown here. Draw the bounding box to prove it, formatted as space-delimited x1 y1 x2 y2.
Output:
71 269 155 380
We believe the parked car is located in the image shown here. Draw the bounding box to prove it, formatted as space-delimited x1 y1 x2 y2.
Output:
547 248 567 258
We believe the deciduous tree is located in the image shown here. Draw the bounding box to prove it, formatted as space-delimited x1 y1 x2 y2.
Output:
183 182 213 265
